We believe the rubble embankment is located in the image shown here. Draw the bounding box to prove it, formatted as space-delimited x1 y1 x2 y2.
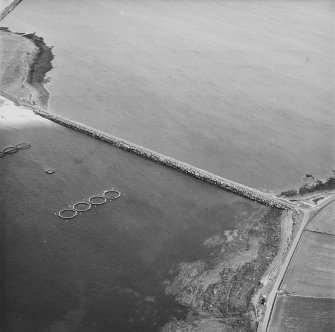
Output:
27 104 295 210
0 24 296 211
162 208 284 332
0 0 22 21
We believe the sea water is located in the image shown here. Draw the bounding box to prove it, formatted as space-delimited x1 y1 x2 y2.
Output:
2 0 334 191
2 2 332 330
0 116 270 331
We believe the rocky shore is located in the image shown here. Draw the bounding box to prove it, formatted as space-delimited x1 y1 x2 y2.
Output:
161 208 284 331
23 32 54 107
0 94 285 332
280 172 335 198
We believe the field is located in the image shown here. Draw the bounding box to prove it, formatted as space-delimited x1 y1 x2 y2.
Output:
0 29 35 100
306 200 335 235
280 230 335 298
268 295 335 332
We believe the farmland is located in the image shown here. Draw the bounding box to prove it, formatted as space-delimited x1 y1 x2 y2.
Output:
268 296 335 332
280 231 335 298
306 200 335 235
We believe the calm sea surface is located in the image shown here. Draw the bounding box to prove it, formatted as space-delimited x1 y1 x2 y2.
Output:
0 116 268 331
3 0 335 191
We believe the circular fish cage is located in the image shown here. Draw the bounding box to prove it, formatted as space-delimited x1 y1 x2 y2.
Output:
103 189 121 200
16 143 31 150
59 209 77 219
73 201 91 212
89 195 107 205
3 146 18 154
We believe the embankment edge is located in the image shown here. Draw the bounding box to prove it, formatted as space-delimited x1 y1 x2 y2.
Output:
0 0 22 21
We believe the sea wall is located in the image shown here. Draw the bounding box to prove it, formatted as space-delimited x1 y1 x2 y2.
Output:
0 0 22 21
0 89 297 211
0 14 297 211
24 105 295 210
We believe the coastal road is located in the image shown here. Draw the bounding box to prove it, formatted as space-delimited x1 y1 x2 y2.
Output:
258 193 335 332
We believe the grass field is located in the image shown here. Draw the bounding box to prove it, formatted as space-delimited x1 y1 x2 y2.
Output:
268 295 335 332
280 230 335 298
306 200 335 235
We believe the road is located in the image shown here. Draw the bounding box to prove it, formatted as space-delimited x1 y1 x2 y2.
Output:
258 193 335 332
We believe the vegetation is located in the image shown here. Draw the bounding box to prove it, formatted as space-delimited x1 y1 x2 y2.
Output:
280 171 335 197
280 189 298 197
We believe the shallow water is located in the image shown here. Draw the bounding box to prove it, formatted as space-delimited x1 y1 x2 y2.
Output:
0 113 269 331
3 0 334 191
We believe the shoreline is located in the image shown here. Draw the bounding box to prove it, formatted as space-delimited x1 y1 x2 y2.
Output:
0 95 285 332
23 32 54 107
1 96 329 330
161 207 285 331
0 27 54 108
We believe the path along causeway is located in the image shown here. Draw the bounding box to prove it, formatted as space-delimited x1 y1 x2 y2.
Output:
1 91 298 212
